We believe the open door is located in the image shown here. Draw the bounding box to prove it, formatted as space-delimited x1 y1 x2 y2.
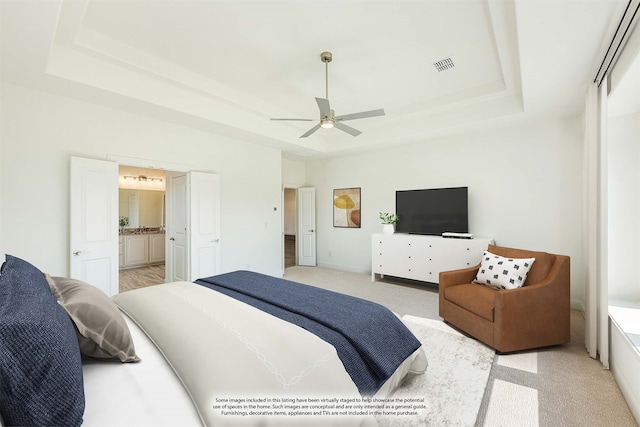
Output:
297 187 316 266
70 157 119 296
189 172 220 281
166 171 220 282
166 173 189 282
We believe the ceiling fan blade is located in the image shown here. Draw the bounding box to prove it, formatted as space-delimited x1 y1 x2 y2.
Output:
300 124 322 138
335 108 385 122
335 122 362 137
270 118 314 121
315 97 331 118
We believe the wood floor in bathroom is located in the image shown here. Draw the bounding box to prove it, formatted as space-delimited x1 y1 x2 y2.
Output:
119 265 165 293
285 235 295 268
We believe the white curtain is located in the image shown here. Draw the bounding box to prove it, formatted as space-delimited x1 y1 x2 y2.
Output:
584 0 640 371
583 79 609 369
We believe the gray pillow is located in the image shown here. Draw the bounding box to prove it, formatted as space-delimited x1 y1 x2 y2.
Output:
0 255 85 426
46 275 141 363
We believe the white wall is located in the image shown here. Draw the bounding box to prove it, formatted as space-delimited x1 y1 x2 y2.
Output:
305 118 586 307
282 158 306 187
608 112 640 302
0 83 283 277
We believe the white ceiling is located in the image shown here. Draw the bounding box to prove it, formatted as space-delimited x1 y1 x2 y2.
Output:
0 0 628 160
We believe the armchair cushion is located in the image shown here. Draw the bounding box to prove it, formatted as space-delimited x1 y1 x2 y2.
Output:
473 250 535 290
444 283 495 321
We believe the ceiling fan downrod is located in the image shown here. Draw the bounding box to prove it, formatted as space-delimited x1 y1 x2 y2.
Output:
321 51 332 100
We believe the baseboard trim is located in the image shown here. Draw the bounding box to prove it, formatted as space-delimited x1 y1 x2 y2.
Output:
316 261 369 275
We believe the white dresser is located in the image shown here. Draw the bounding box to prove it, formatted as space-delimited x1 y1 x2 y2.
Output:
371 233 494 284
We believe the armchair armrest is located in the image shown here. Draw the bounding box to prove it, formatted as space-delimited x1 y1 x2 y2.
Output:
439 265 480 319
439 264 479 290
494 255 570 351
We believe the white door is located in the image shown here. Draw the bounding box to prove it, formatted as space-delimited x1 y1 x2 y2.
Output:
70 157 119 296
297 187 316 266
166 173 189 282
189 172 220 281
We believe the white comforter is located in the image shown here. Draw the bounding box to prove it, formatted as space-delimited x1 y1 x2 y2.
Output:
87 281 426 426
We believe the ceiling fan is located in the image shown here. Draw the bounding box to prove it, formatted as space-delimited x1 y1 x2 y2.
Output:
270 51 385 138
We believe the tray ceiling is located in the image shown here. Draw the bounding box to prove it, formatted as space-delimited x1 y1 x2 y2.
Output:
0 0 624 159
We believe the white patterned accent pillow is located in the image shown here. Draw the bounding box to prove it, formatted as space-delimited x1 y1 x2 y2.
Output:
473 250 536 290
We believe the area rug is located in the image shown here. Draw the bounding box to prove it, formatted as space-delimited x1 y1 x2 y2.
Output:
376 316 495 427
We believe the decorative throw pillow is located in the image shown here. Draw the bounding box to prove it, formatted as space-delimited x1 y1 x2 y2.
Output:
473 250 536 290
46 275 141 363
0 255 85 426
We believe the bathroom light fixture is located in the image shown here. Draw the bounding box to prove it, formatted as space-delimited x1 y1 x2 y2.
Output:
123 175 163 183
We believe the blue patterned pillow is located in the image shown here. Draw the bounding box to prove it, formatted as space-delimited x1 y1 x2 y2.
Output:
0 255 85 426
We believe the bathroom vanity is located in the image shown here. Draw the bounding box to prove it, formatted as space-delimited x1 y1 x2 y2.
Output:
119 229 165 269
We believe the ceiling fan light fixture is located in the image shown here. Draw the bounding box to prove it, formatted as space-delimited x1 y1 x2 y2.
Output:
320 118 335 129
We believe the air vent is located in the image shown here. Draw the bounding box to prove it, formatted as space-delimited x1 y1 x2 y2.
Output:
433 57 455 72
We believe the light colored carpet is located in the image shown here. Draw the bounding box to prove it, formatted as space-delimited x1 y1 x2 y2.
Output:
375 316 494 427
477 310 638 427
284 266 638 427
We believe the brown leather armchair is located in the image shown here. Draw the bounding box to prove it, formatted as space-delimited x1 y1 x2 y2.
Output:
439 244 570 353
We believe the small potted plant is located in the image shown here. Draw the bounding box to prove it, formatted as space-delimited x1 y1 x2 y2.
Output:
119 216 130 231
379 212 399 235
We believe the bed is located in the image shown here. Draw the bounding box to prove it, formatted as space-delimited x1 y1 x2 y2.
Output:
0 255 427 427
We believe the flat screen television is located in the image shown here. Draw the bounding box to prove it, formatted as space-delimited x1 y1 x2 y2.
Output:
395 187 468 235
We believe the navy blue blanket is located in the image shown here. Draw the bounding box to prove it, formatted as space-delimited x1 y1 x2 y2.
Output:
195 270 421 396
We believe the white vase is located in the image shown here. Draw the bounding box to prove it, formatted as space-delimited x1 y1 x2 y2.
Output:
382 224 395 235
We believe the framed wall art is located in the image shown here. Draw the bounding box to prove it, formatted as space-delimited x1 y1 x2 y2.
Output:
333 187 361 228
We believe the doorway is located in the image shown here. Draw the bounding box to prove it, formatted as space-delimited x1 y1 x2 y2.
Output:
71 156 220 295
283 187 297 268
118 165 172 291
282 186 317 269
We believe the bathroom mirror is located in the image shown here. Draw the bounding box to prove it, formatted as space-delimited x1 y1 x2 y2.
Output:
119 189 165 228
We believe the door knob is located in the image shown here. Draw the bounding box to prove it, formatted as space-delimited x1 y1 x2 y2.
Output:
170 237 175 241
73 250 82 256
